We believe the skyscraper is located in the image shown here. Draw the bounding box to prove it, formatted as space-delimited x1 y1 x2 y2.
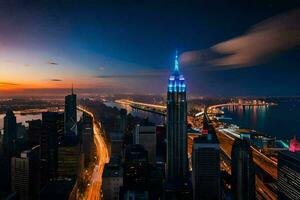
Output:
164 52 191 200
1 109 18 191
231 138 255 200
42 112 64 179
11 145 41 200
3 109 17 158
102 157 123 200
79 112 94 166
192 121 221 200
134 124 156 164
277 150 300 200
64 86 77 137
27 119 42 147
166 51 188 182
123 144 149 191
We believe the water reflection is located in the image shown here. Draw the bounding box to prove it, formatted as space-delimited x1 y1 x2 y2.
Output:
221 102 300 139
0 110 83 129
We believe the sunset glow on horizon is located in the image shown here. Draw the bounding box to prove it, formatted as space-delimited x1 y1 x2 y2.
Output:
0 2 300 97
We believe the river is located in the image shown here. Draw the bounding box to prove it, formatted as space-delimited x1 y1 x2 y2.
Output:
220 99 300 140
0 110 83 129
104 101 165 125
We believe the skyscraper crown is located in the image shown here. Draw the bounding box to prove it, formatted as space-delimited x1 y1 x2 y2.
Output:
174 50 179 72
168 51 186 92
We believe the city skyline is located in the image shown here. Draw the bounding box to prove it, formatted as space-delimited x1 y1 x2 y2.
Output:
0 39 300 199
1 1 300 96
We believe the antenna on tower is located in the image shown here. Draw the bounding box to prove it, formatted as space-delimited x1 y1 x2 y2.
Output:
174 50 179 72
71 83 74 95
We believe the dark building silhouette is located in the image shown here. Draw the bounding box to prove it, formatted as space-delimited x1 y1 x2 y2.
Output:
123 144 149 191
134 124 156 164
79 112 94 166
0 109 18 191
102 157 123 200
192 114 220 200
156 125 166 163
11 145 40 200
166 52 188 181
42 112 64 179
277 150 300 200
119 109 127 132
57 143 80 179
64 86 77 138
231 138 255 200
3 109 17 158
28 119 42 147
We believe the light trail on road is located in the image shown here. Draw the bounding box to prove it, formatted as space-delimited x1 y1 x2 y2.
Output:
78 106 110 200
115 99 166 109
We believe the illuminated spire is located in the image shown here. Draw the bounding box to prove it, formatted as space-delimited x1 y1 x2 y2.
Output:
174 50 179 72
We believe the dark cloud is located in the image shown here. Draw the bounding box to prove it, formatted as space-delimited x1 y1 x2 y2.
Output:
47 60 59 65
95 71 166 79
181 9 300 70
50 79 62 82
0 82 20 86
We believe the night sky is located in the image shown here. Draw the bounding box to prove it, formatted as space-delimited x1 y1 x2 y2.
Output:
0 0 300 96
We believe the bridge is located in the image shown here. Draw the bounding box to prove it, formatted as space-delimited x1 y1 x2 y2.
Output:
114 100 278 178
115 99 278 198
115 99 167 116
194 102 272 117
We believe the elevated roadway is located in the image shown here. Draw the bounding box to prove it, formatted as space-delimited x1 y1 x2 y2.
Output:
115 99 166 115
69 106 110 200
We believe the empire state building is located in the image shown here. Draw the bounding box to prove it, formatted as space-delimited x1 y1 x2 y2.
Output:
166 51 188 182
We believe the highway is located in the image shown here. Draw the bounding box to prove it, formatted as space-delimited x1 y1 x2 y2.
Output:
115 99 278 199
115 99 166 115
216 130 277 199
115 99 166 109
217 129 278 179
78 107 110 200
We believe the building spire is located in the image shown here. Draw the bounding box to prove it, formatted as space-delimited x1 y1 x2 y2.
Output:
71 83 74 95
174 50 179 72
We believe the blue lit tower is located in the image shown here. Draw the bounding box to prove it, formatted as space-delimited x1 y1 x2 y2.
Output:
166 51 188 182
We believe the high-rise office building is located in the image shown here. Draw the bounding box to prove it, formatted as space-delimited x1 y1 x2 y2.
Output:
57 144 80 178
231 138 255 200
123 144 149 191
28 119 42 147
277 150 300 200
192 119 220 200
110 131 124 157
64 86 77 137
42 112 64 179
11 145 41 200
164 52 191 200
119 109 127 132
16 123 26 139
3 109 17 158
1 109 18 191
166 51 188 182
79 112 94 166
134 124 156 164
156 125 166 163
102 157 123 200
